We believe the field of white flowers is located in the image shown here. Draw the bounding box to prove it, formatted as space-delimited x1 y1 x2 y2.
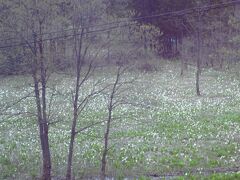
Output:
0 61 240 179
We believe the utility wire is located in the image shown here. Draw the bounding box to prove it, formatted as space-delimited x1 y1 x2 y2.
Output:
0 22 138 49
1 0 240 40
0 0 240 49
5 0 240 39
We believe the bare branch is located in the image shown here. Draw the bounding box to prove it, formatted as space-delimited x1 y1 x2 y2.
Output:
75 120 106 135
0 90 34 115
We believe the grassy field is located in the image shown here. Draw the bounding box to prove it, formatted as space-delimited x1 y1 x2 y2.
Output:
0 61 240 179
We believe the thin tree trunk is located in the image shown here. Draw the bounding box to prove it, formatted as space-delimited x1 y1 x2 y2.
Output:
100 109 112 180
100 69 120 180
66 28 84 180
196 12 201 96
66 113 77 180
143 30 147 55
180 58 184 76
39 25 52 180
196 68 201 96
33 76 51 180
33 29 51 180
33 74 51 180
180 32 187 76
66 82 80 180
106 15 111 64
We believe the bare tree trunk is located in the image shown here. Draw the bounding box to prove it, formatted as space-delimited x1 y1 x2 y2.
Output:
196 12 201 96
106 15 111 64
143 29 147 55
100 109 112 180
30 1 52 177
66 77 81 180
66 28 84 180
180 32 187 76
39 68 52 180
180 40 188 76
33 74 51 180
39 25 52 180
181 59 188 76
33 76 51 180
196 68 201 96
100 68 120 180
32 25 51 180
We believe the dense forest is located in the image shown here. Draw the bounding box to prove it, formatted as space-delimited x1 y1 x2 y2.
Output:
0 0 240 180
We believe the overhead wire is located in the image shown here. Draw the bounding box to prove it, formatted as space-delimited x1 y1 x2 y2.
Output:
0 0 239 49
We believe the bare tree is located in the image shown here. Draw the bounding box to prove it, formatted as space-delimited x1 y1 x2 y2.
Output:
100 65 133 180
65 24 89 179
0 1 68 179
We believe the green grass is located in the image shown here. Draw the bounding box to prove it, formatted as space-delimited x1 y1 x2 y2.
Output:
175 172 240 180
0 61 240 179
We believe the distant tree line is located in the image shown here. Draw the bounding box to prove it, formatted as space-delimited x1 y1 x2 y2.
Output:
0 0 240 75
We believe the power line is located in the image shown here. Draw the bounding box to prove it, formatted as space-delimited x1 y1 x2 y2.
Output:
34 0 240 36
0 0 240 49
0 18 193 49
1 0 240 41
0 22 138 49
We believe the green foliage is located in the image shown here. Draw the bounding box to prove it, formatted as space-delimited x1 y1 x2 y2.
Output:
176 173 240 180
1 64 240 178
